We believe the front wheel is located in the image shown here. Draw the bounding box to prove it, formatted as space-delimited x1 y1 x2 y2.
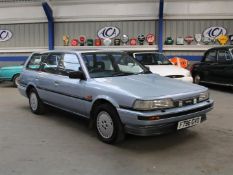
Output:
29 88 45 114
94 104 125 144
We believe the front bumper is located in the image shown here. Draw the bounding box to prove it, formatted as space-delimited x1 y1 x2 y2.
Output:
117 99 214 136
18 84 27 97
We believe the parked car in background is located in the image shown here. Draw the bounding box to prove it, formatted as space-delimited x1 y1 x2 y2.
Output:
191 46 233 86
128 51 193 83
0 65 23 87
18 50 213 143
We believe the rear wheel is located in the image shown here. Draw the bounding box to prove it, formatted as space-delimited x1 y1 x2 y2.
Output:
193 74 201 84
94 103 125 144
29 88 45 114
12 74 20 87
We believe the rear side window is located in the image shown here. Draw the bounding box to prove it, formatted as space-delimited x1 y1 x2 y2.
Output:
218 50 231 63
204 50 217 62
26 53 44 71
41 54 62 74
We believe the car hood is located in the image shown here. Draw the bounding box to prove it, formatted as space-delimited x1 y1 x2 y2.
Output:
0 66 23 70
146 65 189 77
94 74 207 100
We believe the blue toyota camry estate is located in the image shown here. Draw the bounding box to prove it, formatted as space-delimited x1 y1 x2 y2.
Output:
18 51 214 143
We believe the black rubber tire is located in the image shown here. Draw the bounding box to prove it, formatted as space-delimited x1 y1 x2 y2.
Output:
193 74 201 84
29 88 45 115
12 74 20 87
94 103 125 144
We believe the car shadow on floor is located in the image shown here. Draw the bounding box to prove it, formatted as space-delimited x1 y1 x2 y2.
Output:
29 105 202 152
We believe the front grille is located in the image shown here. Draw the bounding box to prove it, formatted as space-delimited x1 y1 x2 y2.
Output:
166 75 184 78
159 103 213 119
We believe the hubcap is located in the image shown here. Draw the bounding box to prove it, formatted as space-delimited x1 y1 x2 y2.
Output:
96 111 114 139
30 92 38 111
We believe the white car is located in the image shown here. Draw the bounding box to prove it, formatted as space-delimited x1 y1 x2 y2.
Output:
131 52 193 83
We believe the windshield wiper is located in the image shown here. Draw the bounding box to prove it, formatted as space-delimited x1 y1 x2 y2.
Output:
112 72 134 77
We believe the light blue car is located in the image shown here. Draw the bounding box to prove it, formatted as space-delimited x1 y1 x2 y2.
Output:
18 51 214 143
0 65 23 87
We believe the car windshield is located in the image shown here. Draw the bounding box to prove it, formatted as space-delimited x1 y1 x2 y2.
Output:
134 53 172 65
81 52 150 78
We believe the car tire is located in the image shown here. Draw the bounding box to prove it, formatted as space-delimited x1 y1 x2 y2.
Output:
193 74 201 84
12 74 20 87
29 88 45 115
94 103 125 144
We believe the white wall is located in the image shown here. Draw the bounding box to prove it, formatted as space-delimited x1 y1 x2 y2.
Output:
0 0 233 24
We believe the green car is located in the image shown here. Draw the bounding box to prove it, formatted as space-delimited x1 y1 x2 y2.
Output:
0 65 23 87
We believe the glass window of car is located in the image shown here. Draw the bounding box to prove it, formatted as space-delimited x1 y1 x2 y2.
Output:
82 52 147 78
134 53 172 65
41 53 62 74
26 53 44 70
58 54 81 76
218 50 231 63
204 50 217 62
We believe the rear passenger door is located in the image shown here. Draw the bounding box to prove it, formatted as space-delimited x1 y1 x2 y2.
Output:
36 53 62 105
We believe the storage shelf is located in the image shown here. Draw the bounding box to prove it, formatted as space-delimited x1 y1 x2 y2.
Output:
0 45 231 54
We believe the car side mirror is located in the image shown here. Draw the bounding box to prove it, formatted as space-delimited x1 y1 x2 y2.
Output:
69 71 86 80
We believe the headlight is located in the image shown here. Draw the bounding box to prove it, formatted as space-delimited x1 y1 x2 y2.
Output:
133 99 174 110
199 91 209 102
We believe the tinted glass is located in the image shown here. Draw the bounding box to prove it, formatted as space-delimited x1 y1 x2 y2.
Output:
58 54 81 76
204 50 216 62
82 52 148 78
134 53 171 65
41 54 62 74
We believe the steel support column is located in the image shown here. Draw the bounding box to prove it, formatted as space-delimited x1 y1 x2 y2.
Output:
42 2 54 50
158 0 164 52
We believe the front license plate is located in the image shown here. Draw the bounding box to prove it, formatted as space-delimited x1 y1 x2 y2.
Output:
177 117 201 130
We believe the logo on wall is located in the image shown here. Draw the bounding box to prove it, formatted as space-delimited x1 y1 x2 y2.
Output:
97 26 120 39
137 34 145 45
103 38 112 46
130 38 137 45
203 27 227 39
0 30 12 42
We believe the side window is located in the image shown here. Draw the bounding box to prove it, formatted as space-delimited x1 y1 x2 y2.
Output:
204 50 217 62
26 53 43 71
41 54 61 74
218 50 231 63
58 54 81 76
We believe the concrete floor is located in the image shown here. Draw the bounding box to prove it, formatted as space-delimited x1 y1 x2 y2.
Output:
0 82 233 175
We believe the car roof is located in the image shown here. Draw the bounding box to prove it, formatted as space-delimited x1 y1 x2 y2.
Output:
207 46 233 50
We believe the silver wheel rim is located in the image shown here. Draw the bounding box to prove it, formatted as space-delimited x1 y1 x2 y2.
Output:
97 111 114 139
30 92 38 111
14 76 20 86
194 75 200 84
